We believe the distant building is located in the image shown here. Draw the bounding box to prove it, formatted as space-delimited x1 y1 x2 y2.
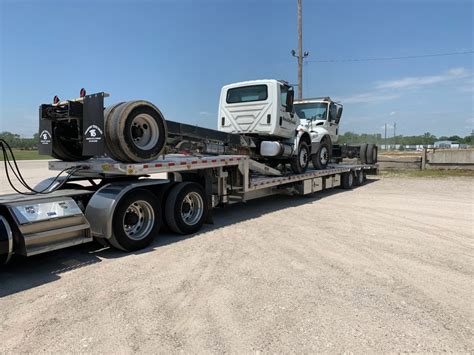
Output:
434 141 468 149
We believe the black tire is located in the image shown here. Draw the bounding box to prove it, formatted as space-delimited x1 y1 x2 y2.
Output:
51 123 92 161
354 170 365 186
165 182 208 235
311 141 331 170
109 189 161 251
290 141 310 174
341 172 354 189
366 144 377 164
359 143 368 164
105 101 168 163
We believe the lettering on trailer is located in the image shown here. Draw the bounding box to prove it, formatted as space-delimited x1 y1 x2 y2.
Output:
84 125 103 143
39 130 52 145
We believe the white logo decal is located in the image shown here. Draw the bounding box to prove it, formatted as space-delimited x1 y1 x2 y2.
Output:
84 125 103 143
39 130 51 145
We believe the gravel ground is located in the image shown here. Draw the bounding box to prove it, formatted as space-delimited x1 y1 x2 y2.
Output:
0 161 473 353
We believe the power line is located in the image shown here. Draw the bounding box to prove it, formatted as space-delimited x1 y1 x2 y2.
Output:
306 50 474 63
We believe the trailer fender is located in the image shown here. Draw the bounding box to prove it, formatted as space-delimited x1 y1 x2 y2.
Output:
0 215 13 264
85 179 169 240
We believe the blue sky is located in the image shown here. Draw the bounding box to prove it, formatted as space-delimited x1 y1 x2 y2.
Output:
0 0 472 137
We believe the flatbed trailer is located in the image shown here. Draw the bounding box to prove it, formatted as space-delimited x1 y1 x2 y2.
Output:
0 155 377 264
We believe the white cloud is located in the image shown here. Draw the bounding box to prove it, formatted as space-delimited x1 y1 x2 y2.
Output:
389 111 397 116
198 111 213 116
338 92 400 104
375 67 469 90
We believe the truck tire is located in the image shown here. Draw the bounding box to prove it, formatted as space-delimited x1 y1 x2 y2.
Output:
109 189 161 251
366 144 377 164
312 141 330 170
354 170 365 186
51 124 92 161
359 143 368 164
341 171 354 189
165 182 208 235
290 141 310 174
105 100 168 162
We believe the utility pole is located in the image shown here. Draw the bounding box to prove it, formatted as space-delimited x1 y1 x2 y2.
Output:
393 122 396 150
291 0 309 100
384 123 387 150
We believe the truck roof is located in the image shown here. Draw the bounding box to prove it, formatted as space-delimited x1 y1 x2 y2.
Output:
221 79 288 89
294 97 333 104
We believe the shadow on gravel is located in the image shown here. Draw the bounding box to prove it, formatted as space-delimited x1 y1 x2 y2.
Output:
0 178 378 297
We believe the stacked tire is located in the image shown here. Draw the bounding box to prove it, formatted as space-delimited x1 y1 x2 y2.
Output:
105 101 168 162
359 143 378 164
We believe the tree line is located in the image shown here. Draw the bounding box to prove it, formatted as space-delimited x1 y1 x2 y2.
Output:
1 130 472 150
0 132 39 150
338 132 473 146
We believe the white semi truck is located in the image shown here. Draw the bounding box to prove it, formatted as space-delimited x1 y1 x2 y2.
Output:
0 82 378 264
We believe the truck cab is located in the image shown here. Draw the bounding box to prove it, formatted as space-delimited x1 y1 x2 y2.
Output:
294 97 343 144
218 79 298 139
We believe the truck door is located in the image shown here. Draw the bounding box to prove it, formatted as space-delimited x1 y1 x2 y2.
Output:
327 102 339 142
278 85 298 135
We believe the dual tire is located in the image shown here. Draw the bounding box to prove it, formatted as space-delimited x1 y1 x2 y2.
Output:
108 183 207 251
360 143 378 164
105 101 168 163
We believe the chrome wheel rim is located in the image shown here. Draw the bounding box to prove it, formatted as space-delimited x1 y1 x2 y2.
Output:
130 114 159 150
320 146 329 165
123 200 155 240
299 145 308 167
181 192 204 226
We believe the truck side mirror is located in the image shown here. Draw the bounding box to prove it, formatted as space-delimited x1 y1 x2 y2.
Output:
286 89 294 113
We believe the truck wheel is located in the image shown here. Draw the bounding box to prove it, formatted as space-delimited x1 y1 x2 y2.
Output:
290 141 310 174
109 189 161 251
359 143 368 164
366 144 377 164
165 182 208 235
341 172 354 189
51 124 92 161
312 141 330 170
105 101 168 162
354 170 365 186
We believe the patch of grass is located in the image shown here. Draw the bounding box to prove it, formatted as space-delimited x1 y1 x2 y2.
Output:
379 169 474 178
5 150 51 160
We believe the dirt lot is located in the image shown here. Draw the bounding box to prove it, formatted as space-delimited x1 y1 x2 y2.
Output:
0 162 473 352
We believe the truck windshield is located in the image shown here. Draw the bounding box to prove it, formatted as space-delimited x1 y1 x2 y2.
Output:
295 102 328 120
226 85 268 104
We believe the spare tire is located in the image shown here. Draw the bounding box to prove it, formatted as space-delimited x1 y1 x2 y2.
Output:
366 144 378 164
359 143 368 164
105 100 168 162
52 122 92 161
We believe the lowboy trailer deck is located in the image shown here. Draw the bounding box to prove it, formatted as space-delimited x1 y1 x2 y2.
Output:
0 154 377 264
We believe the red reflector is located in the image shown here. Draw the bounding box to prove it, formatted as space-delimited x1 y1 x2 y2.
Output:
155 163 162 167
180 161 187 165
143 164 149 169
168 162 175 166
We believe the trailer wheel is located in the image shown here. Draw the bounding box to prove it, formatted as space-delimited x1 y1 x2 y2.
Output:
359 143 368 164
312 141 330 170
109 189 161 251
341 172 354 189
290 141 310 174
165 182 208 235
354 170 365 186
105 101 168 162
366 144 377 164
